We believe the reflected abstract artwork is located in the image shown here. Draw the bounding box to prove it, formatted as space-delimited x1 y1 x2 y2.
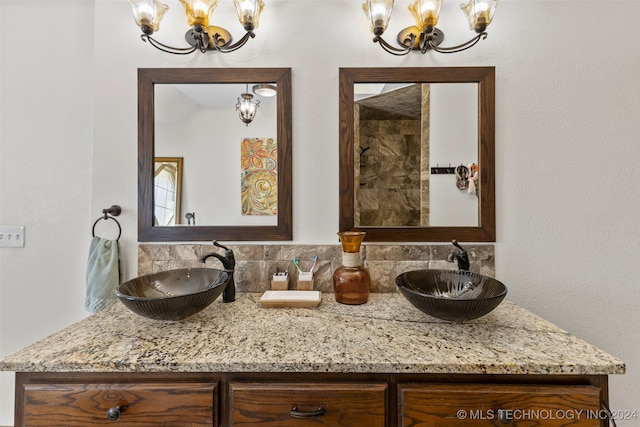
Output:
241 137 278 216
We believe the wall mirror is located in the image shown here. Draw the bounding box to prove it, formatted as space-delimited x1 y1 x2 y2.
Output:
138 68 292 241
339 67 495 242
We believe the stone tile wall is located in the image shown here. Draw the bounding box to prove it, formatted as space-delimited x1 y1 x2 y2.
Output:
139 243 495 294
358 117 422 226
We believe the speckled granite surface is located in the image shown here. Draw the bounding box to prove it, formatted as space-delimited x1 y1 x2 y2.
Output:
0 294 624 375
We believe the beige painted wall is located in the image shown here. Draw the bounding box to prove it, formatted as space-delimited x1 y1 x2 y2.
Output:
2 0 639 424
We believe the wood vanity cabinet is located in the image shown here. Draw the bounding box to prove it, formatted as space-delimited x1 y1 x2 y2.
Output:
20 379 218 426
14 372 611 427
228 382 387 426
399 383 603 426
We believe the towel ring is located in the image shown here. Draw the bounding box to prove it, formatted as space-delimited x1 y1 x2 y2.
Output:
92 205 122 241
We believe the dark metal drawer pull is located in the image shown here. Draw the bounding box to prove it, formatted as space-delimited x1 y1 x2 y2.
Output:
497 409 512 424
107 406 121 421
289 406 326 418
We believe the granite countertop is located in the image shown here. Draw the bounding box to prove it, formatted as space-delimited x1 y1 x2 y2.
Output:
0 293 625 375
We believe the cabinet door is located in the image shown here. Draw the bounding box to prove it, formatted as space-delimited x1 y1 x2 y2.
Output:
399 383 602 426
22 382 217 426
229 382 387 426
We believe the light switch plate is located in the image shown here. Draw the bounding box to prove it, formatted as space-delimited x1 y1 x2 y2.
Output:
0 226 25 248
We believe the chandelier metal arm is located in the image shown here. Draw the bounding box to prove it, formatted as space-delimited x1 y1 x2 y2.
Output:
140 30 256 55
210 31 255 53
429 32 488 54
374 35 414 56
140 34 199 55
373 30 488 55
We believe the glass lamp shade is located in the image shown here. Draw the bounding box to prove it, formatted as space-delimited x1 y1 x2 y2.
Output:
236 93 260 125
461 0 498 33
128 0 169 34
179 0 219 28
233 0 265 31
408 0 443 31
362 0 394 36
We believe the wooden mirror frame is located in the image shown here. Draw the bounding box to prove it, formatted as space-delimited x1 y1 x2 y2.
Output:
138 68 292 241
339 67 495 242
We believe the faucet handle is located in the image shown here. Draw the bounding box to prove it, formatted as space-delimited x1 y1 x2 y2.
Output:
452 239 465 251
212 240 234 260
213 240 229 251
449 239 470 271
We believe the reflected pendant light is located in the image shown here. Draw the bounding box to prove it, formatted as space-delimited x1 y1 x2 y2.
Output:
236 84 260 125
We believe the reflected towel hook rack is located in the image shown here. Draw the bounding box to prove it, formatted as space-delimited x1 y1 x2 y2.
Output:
430 164 456 174
92 205 122 241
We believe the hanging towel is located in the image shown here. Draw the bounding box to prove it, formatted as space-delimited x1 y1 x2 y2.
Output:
85 236 121 313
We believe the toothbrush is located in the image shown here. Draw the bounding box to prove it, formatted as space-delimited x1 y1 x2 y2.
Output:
293 258 303 273
308 255 317 274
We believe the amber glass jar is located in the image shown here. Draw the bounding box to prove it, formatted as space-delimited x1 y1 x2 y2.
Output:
333 231 370 305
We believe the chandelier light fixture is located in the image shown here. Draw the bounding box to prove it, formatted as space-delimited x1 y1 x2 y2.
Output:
362 0 498 56
128 0 265 55
236 84 260 126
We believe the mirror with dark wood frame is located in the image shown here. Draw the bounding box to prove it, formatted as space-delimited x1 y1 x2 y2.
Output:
339 67 495 242
138 68 292 241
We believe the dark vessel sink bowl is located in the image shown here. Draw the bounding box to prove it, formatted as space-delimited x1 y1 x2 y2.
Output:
117 268 230 321
396 269 507 322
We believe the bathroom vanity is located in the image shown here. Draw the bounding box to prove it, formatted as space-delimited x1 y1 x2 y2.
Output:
1 294 624 426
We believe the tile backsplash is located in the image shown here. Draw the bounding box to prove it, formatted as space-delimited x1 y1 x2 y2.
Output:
138 243 495 293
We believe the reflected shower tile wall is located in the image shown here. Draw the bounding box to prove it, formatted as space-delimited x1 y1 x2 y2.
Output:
359 117 422 226
139 244 495 293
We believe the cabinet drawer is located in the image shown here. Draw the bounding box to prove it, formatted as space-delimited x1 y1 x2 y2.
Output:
399 383 602 426
229 382 387 426
22 382 217 426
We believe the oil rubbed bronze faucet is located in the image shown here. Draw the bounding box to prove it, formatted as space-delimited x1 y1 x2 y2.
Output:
447 239 470 271
200 241 236 303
